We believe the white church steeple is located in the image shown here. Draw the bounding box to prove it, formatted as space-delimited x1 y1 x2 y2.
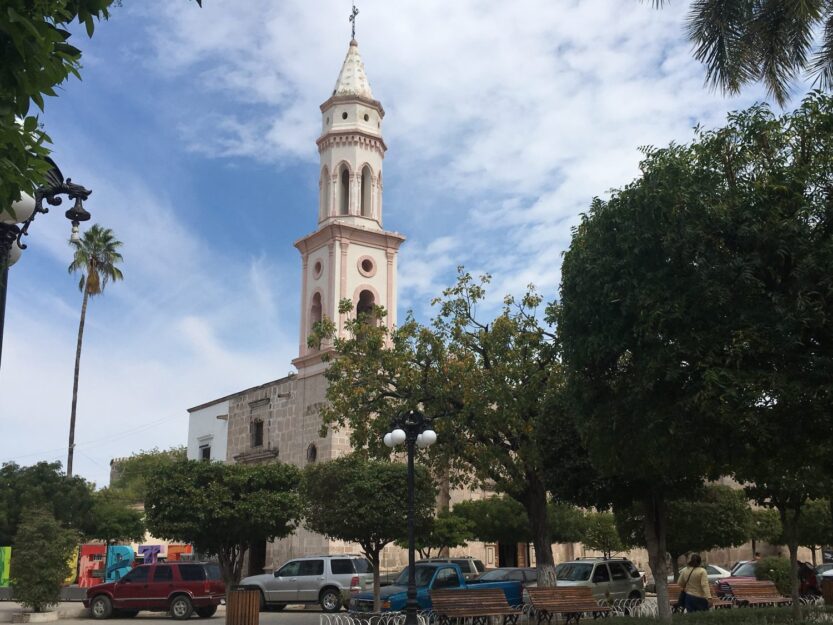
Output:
293 36 404 377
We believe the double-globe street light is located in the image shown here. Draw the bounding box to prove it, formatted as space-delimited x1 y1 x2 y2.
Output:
0 159 92 368
384 410 438 625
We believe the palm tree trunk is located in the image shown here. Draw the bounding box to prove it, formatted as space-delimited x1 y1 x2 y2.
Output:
67 287 89 477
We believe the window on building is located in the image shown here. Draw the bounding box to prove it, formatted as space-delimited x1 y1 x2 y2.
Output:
199 444 211 461
357 289 375 319
360 166 372 217
306 443 317 464
310 293 322 333
340 167 350 215
251 419 264 448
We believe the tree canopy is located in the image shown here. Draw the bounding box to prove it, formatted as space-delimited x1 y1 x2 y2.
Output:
312 271 569 585
109 446 186 504
651 0 833 105
145 460 301 589
302 454 436 611
397 510 474 559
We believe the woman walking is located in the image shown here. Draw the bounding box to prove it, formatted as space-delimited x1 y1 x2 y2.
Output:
678 554 711 612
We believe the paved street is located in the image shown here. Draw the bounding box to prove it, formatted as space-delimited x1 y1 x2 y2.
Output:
0 603 325 625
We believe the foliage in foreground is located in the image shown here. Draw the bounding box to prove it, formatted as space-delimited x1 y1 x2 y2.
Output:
303 454 436 612
145 460 302 590
755 556 793 598
10 509 78 612
623 606 832 625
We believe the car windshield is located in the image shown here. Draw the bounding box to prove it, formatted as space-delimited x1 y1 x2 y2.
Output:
478 570 509 581
556 563 593 582
394 566 435 587
733 563 757 577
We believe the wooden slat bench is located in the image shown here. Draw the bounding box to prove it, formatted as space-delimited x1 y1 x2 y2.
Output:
430 588 522 625
725 581 791 607
710 584 733 609
527 587 610 625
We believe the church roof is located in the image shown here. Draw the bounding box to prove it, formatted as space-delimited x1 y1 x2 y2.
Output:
332 39 374 99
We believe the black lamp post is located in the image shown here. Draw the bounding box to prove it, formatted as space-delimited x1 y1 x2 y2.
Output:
384 410 437 625
0 158 92 368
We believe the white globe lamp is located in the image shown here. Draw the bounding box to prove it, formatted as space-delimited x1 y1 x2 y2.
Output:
421 430 437 447
383 433 394 448
391 428 407 446
2 192 36 225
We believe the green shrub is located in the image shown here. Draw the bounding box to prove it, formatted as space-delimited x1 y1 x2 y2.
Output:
755 556 793 596
10 509 78 612
622 605 831 625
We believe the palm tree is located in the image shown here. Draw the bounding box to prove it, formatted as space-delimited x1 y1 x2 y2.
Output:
650 1 833 106
66 224 124 477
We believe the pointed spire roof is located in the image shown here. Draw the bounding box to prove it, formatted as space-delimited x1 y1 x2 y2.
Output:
332 39 374 99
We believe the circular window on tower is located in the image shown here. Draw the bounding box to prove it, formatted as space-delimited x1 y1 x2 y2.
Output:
358 256 376 277
313 260 323 279
342 111 348 120
364 113 370 122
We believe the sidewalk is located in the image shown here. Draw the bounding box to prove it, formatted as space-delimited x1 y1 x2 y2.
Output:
0 603 88 624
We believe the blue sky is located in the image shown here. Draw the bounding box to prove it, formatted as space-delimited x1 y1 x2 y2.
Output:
1 0 778 486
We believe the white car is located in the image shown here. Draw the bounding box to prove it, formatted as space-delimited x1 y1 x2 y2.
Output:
667 564 731 583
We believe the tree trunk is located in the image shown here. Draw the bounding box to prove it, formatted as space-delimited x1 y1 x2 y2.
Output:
370 549 381 613
522 473 556 587
219 545 247 604
670 552 681 579
67 288 89 477
643 494 672 624
780 506 802 621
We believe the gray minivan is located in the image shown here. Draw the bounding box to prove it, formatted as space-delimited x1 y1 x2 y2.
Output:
240 555 374 612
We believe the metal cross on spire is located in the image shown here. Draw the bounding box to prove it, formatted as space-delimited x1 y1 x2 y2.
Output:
349 2 359 40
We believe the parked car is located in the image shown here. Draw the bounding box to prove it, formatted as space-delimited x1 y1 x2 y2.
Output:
416 557 486 581
239 554 374 612
349 562 522 613
84 561 225 620
666 564 731 583
554 558 645 601
717 560 820 596
816 563 833 577
473 567 537 603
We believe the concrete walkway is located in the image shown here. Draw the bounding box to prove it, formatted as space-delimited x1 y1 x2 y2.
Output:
0 602 88 623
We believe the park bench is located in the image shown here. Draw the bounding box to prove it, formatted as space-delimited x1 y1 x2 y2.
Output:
430 587 522 625
667 582 732 611
725 580 791 607
527 587 610 625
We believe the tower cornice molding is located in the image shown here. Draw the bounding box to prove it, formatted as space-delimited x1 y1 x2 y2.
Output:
294 222 405 256
317 130 387 155
320 94 385 117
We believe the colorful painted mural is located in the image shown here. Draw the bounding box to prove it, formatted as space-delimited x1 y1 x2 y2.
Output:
166 544 193 561
65 548 79 585
105 545 133 582
0 547 10 587
78 544 106 588
138 544 161 563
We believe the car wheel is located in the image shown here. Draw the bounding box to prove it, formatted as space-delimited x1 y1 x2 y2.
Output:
195 606 218 618
90 595 113 620
170 595 194 620
320 588 341 612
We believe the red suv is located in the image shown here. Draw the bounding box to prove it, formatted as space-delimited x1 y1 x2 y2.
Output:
84 562 225 619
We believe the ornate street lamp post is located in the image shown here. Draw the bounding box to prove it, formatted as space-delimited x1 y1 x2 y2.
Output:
384 410 437 625
0 159 92 368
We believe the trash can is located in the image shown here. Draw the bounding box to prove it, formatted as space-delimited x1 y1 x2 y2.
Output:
821 578 833 606
226 588 259 625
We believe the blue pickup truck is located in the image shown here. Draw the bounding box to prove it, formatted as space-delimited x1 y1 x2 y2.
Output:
348 562 523 613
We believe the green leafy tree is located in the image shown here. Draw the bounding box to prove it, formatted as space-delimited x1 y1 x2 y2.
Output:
302 454 436 612
312 272 568 586
397 510 473 559
616 485 752 577
66 225 123 477
0 0 201 213
796 500 832 565
755 556 792 596
582 512 627 559
10 508 78 612
750 508 783 555
145 460 302 591
0 462 93 544
83 489 145 544
452 496 585 546
109 447 186 503
560 92 833 620
649 1 833 105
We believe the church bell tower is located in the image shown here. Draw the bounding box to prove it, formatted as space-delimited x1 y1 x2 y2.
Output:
292 37 405 378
